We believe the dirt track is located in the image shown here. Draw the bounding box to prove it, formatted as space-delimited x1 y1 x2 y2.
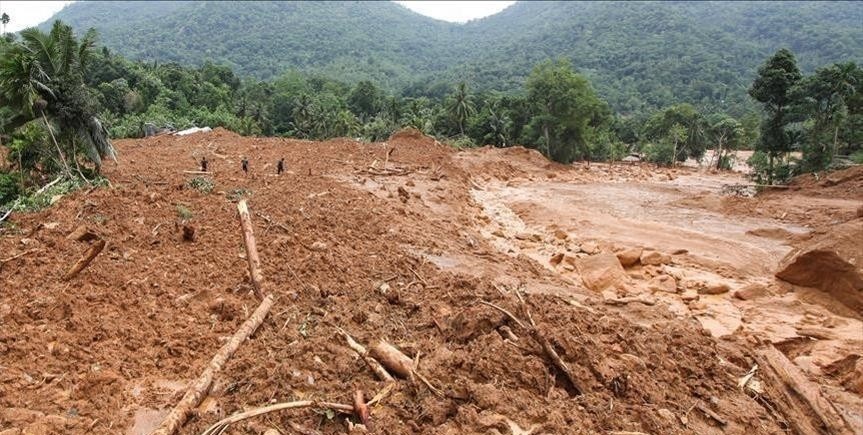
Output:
1 128 861 434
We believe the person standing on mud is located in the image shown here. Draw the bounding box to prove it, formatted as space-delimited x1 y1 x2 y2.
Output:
276 158 284 175
241 157 249 176
200 156 208 172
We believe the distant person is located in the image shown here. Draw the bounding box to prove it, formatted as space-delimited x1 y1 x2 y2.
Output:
241 157 249 175
200 156 208 172
276 158 284 175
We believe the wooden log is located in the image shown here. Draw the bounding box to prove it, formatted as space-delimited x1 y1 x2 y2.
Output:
151 293 275 435
756 345 854 435
340 330 394 382
353 390 370 427
237 199 264 299
63 239 106 280
369 341 414 379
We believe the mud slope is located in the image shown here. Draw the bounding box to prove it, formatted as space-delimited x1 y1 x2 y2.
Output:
0 129 858 434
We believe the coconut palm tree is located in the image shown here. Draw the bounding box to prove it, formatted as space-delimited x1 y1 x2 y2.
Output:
447 82 475 136
0 20 115 176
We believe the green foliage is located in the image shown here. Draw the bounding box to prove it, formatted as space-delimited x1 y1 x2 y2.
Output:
186 176 214 194
523 59 611 163
0 171 19 205
644 141 676 166
449 136 477 149
749 49 802 184
43 1 863 115
642 104 708 163
851 150 863 164
175 204 193 220
226 188 252 202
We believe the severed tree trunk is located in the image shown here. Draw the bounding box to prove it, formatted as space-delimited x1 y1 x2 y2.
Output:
757 345 854 435
63 239 106 280
151 294 275 435
237 199 264 299
152 199 275 435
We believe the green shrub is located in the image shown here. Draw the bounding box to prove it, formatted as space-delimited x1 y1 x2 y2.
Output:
643 141 675 166
186 176 214 194
449 136 477 149
176 204 193 220
851 150 863 164
0 172 20 206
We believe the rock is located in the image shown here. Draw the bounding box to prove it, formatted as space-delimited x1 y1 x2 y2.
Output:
397 186 410 203
310 241 328 251
698 281 730 295
575 252 627 292
689 301 708 310
640 250 671 266
681 289 699 302
580 241 600 254
649 274 678 293
491 229 505 238
553 229 568 240
657 408 676 421
615 247 643 267
515 232 540 242
672 248 689 255
857 205 863 218
776 247 863 314
549 252 565 266
66 225 98 242
733 283 770 300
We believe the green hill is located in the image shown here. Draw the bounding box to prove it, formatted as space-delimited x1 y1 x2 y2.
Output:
41 1 863 114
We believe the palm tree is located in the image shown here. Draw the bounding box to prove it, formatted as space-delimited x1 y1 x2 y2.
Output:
0 20 115 176
447 82 475 136
1 13 9 35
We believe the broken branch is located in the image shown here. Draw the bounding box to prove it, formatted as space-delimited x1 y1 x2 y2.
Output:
63 239 106 280
199 399 353 435
337 328 394 382
152 294 275 435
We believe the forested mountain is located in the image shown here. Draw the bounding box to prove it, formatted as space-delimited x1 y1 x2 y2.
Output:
42 1 862 114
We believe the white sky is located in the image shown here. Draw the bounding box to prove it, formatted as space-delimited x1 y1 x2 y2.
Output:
0 1 514 33
0 1 73 32
396 1 515 23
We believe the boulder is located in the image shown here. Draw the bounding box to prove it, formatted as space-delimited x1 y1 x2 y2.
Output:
575 252 627 292
553 229 568 240
733 283 770 300
649 274 678 293
616 247 643 267
775 219 863 315
698 280 730 295
640 250 671 266
580 241 600 255
549 252 565 266
776 249 863 313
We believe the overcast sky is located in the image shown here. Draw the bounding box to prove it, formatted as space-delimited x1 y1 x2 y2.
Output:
0 1 516 32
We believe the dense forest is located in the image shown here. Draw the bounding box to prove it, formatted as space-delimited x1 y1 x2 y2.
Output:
43 1 863 115
0 3 862 211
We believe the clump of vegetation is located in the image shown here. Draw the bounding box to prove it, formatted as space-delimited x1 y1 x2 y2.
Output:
175 204 193 220
226 188 252 202
186 176 214 194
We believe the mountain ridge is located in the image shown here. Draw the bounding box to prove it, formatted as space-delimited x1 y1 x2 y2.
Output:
39 1 863 114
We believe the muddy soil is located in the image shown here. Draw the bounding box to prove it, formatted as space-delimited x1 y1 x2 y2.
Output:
1 129 860 434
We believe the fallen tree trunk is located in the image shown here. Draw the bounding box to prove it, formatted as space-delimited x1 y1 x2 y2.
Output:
756 345 854 435
151 293 275 435
369 341 414 379
237 199 264 299
152 199 275 435
63 239 106 280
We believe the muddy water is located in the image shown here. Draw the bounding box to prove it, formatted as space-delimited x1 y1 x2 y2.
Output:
475 179 808 276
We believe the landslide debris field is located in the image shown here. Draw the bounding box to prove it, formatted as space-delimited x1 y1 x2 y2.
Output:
1 128 861 435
